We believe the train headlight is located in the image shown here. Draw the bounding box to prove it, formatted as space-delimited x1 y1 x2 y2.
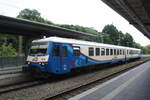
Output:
28 62 30 64
41 63 45 66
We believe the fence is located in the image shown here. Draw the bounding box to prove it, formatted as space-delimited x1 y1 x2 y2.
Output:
0 56 26 68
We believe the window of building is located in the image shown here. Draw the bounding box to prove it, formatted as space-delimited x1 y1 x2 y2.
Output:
110 49 113 55
106 48 109 56
95 48 100 56
89 47 94 56
53 45 60 57
101 48 105 56
73 46 80 56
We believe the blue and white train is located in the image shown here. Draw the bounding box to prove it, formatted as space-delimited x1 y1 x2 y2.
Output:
26 37 141 74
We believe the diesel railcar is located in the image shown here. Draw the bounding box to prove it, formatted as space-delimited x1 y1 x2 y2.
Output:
26 37 141 74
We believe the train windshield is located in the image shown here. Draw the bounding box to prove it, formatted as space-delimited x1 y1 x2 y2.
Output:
30 42 48 55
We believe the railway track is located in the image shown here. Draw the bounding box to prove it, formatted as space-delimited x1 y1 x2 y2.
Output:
0 57 149 100
0 79 46 94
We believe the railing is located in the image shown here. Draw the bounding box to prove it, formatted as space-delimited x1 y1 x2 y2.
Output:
0 56 26 68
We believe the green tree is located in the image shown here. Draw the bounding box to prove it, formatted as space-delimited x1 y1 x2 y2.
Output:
122 33 134 47
0 34 18 53
143 45 150 54
133 42 142 49
117 31 125 46
59 24 98 35
17 9 53 25
98 32 112 44
102 24 119 45
17 8 54 55
0 43 17 57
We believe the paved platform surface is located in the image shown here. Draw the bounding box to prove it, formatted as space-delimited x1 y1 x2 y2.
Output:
0 66 23 75
69 61 150 100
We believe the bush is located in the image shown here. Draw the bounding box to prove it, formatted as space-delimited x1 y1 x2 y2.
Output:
0 43 17 57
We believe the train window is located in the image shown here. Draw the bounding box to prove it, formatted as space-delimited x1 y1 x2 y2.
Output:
101 48 105 56
96 48 100 56
110 49 113 55
62 46 67 57
117 49 120 55
114 49 116 55
89 47 94 56
123 50 125 55
120 50 122 55
129 50 131 54
73 46 80 56
131 50 133 54
106 48 109 56
53 45 60 57
138 51 140 54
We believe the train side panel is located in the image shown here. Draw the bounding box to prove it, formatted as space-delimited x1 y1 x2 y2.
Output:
49 42 130 74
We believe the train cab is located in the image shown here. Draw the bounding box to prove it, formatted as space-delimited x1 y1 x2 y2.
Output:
26 41 72 74
26 42 49 73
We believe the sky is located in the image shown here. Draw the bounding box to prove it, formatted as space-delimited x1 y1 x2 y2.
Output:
0 0 150 46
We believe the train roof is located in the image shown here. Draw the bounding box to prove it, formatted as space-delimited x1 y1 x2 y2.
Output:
32 37 140 51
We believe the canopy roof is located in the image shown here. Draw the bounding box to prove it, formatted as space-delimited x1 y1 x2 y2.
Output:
0 15 96 39
102 0 150 39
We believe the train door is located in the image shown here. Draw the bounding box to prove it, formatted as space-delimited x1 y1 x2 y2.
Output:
60 44 70 73
51 43 61 73
72 46 81 66
51 43 70 74
125 49 127 61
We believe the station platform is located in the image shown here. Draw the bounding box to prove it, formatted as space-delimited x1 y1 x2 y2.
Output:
0 66 23 75
69 61 150 100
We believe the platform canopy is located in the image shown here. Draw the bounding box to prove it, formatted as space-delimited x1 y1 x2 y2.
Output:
102 0 150 39
0 15 96 39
